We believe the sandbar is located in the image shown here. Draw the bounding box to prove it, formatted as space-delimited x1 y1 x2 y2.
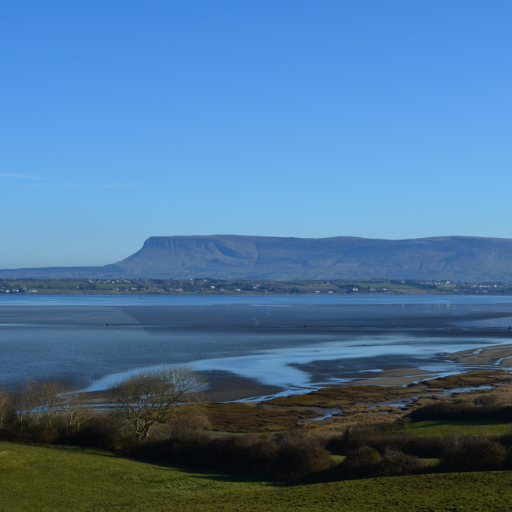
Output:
349 368 439 386
447 344 512 366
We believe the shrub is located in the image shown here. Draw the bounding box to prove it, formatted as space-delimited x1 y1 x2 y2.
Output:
378 449 428 477
326 429 463 461
443 437 507 471
498 430 512 447
157 409 210 442
474 394 500 408
344 446 383 478
132 432 331 481
273 433 332 480
326 427 376 456
325 420 412 456
407 403 512 422
60 415 133 451
392 435 452 459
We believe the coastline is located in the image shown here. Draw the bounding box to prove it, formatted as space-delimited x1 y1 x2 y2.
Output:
82 344 512 405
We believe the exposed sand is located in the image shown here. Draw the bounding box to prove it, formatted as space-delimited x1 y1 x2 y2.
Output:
82 346 512 406
204 373 283 403
349 368 439 386
447 344 512 366
82 373 283 405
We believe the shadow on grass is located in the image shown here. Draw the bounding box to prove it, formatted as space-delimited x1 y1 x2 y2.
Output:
24 442 292 486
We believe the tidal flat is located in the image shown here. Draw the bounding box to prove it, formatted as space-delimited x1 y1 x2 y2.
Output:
1 295 512 400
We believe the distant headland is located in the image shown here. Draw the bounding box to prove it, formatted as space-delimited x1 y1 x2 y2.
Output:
2 235 512 282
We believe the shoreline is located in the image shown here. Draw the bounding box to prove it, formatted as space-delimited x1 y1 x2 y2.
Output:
82 345 512 405
2 290 512 296
447 344 512 366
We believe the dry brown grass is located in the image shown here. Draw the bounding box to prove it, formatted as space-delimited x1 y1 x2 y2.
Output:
206 402 318 432
419 370 512 389
205 371 512 434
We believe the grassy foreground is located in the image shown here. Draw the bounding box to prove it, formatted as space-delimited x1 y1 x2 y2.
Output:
1 442 512 511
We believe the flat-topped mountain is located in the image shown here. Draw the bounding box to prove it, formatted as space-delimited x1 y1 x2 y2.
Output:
3 235 512 281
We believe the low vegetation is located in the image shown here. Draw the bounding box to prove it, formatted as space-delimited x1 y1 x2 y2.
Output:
3 370 512 509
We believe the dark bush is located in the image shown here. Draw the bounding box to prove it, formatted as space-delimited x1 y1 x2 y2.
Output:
0 428 33 443
273 432 332 480
326 420 412 456
398 435 452 459
378 448 428 477
474 395 500 408
498 430 512 447
407 403 512 422
443 437 507 471
326 427 378 456
132 432 331 481
58 415 133 451
344 446 383 478
326 428 470 461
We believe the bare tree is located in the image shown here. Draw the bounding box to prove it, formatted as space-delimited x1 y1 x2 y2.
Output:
109 366 205 441
0 388 15 429
16 381 35 432
39 381 66 429
16 380 66 431
63 391 87 434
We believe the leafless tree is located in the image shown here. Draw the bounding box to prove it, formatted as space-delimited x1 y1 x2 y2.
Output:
16 380 66 431
109 366 206 441
16 381 34 432
63 390 87 434
0 388 15 429
39 381 66 429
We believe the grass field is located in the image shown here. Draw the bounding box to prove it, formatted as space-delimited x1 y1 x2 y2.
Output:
1 442 512 511
400 420 512 437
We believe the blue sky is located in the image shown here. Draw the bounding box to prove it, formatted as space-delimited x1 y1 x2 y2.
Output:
1 1 512 268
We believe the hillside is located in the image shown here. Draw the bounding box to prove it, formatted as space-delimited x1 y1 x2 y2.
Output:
2 442 512 511
3 235 512 281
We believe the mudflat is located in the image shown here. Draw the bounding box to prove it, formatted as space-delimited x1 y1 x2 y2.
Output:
2 296 512 399
447 344 512 366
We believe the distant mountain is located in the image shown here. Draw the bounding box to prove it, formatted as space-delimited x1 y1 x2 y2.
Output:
2 235 512 281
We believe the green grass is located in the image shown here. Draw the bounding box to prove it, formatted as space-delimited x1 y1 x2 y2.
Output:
400 420 512 436
2 442 512 511
353 282 418 290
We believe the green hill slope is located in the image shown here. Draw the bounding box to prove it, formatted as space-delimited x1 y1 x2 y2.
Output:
1 442 512 511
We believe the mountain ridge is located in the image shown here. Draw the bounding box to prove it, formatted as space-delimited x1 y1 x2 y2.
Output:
2 235 512 281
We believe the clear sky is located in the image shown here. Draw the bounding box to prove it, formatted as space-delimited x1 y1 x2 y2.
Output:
1 1 512 268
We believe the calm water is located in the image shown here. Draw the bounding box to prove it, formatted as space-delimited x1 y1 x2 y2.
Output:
1 294 512 395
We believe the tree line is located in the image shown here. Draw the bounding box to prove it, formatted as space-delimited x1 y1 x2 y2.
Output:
0 365 206 442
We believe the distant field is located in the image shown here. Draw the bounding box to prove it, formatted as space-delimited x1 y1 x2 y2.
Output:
400 420 512 437
1 277 507 295
1 442 512 511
